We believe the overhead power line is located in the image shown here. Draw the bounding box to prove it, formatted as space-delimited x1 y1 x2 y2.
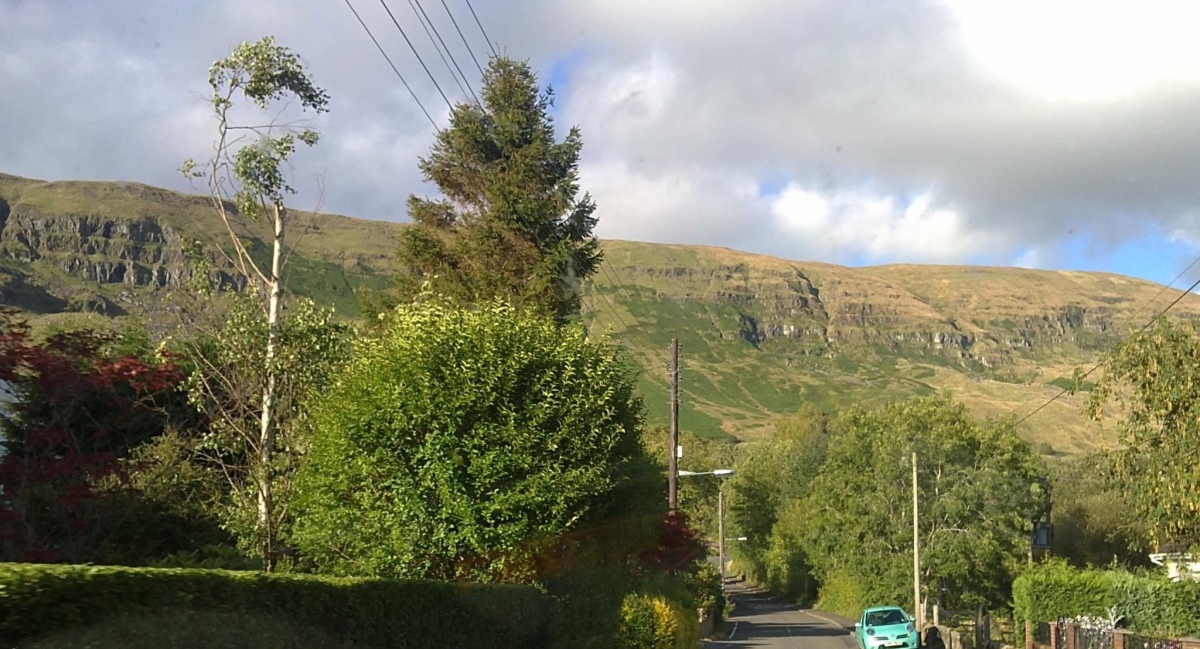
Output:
602 257 641 309
342 0 441 132
1006 267 1200 433
408 0 480 104
439 0 485 77
463 0 498 57
1122 254 1200 328
592 264 634 333
378 0 454 111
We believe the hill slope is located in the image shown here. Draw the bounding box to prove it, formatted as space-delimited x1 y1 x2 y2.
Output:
3 172 1196 452
585 241 1200 451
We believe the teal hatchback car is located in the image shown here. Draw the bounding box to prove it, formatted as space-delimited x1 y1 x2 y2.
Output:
853 606 919 649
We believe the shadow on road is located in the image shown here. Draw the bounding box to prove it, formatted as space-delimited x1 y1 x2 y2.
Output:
704 583 857 648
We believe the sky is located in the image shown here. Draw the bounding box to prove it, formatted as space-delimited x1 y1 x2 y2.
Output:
3 0 1200 287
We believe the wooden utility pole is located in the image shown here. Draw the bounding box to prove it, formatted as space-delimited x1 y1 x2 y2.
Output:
668 339 680 516
912 451 922 631
718 486 726 581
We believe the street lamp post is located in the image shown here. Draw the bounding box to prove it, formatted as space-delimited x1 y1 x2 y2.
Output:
719 487 726 583
677 468 735 582
676 469 734 477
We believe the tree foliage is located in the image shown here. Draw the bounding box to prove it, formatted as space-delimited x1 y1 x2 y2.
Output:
641 428 736 538
181 35 330 570
730 398 1045 613
394 57 601 321
1086 318 1200 551
800 398 1044 611
178 295 349 564
727 405 830 601
0 311 206 564
1049 453 1148 567
293 297 654 583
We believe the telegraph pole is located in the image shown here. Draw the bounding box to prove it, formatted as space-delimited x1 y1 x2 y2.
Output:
912 451 922 631
668 339 680 516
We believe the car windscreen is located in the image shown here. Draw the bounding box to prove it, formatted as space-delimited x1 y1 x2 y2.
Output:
867 610 907 626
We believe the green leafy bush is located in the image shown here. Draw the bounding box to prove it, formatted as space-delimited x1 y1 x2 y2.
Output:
293 298 655 583
681 560 725 623
1013 560 1200 636
816 566 873 618
544 569 701 649
1012 559 1113 622
0 563 549 648
618 593 694 649
616 575 700 649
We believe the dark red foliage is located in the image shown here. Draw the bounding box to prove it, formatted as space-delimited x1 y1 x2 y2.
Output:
0 310 184 563
638 511 706 573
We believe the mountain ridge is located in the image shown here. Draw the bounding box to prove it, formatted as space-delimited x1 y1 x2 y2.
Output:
2 171 1195 452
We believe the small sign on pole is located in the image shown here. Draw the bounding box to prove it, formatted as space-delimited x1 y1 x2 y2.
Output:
1031 521 1053 551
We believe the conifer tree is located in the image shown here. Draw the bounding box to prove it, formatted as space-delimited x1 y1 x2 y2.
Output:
396 57 601 321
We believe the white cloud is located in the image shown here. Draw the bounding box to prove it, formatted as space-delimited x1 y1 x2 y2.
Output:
771 185 993 263
943 0 1200 102
1013 248 1048 269
581 159 767 247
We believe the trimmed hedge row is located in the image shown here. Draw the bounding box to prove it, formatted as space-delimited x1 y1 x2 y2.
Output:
0 563 706 648
0 563 549 648
1013 560 1200 637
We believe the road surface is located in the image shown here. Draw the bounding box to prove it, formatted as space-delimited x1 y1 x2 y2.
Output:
704 582 859 649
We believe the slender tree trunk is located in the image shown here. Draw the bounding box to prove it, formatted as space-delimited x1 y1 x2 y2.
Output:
257 203 285 571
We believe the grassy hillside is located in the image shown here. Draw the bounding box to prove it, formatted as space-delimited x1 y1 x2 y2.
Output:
3 172 1196 453
586 242 1200 451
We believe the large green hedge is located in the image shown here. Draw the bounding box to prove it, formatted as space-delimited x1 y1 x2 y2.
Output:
1013 560 1200 636
0 563 549 648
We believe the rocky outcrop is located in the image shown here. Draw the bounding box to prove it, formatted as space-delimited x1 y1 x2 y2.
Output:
0 213 248 301
605 253 1140 372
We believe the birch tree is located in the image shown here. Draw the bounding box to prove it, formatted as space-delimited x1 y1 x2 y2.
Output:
181 36 329 569
1086 318 1200 552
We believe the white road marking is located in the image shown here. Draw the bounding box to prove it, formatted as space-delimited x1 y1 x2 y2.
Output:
727 622 739 640
804 611 850 631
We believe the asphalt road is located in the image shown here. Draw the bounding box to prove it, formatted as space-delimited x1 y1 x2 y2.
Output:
704 582 860 649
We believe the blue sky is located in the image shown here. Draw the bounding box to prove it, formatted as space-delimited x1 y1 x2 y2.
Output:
1047 230 1199 288
3 0 1200 288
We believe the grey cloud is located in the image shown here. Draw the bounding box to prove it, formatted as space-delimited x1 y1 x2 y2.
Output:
543 0 1200 259
3 0 1200 266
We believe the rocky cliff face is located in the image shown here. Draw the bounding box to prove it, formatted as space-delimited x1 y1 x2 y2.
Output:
0 174 396 317
0 212 248 314
597 242 1200 374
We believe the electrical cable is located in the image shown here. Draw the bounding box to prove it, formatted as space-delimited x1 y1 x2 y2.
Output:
439 0 486 77
342 0 441 132
408 0 480 103
463 0 498 57
378 0 454 111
